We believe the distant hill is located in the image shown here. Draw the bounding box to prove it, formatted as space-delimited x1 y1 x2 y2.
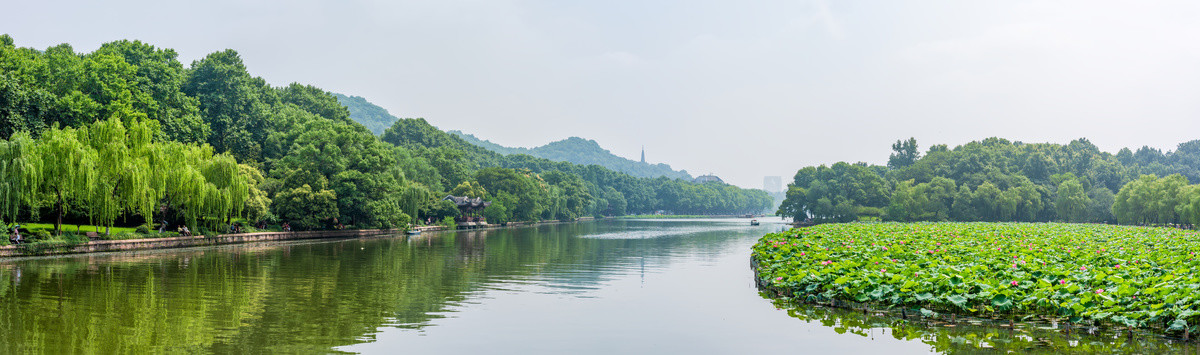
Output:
450 131 693 180
334 93 398 135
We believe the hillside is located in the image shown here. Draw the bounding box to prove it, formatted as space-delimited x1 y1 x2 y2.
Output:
334 93 398 135
450 131 692 180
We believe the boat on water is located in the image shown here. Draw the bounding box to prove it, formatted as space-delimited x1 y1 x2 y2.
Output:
406 229 422 235
750 219 760 226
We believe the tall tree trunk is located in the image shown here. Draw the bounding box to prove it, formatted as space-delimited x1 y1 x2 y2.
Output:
55 190 63 236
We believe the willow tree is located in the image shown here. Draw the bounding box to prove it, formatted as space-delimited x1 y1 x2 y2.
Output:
36 126 97 235
81 117 161 234
399 182 428 227
199 153 248 226
151 142 249 232
0 132 40 226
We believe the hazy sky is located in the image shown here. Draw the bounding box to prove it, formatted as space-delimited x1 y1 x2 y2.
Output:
5 1 1200 189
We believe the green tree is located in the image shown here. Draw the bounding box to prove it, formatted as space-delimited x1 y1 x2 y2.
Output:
449 181 487 198
888 137 920 169
1056 178 1090 222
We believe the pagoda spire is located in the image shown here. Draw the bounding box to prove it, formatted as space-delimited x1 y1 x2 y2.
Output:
640 146 645 163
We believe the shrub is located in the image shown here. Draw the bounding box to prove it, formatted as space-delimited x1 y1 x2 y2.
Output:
113 232 142 240
440 216 457 230
28 229 51 242
135 225 151 234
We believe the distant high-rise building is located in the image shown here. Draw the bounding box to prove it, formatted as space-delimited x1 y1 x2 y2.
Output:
640 146 645 164
763 176 783 193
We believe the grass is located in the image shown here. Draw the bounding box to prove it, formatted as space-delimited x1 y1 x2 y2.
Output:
19 222 138 234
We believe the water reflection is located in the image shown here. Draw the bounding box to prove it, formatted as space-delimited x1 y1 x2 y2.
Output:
0 218 1189 354
0 220 754 353
764 296 1196 353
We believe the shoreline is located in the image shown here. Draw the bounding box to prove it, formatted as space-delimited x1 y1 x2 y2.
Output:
0 218 595 258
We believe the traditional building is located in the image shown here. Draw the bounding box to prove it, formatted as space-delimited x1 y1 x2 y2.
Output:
442 195 491 221
694 174 724 184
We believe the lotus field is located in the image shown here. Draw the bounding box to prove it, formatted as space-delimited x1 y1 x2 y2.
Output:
752 222 1200 333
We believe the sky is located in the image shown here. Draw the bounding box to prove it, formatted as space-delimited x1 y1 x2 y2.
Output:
4 0 1200 189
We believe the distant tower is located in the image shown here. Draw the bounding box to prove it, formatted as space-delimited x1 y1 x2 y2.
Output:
640 146 646 164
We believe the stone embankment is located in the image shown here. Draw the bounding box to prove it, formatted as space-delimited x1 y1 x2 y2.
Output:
0 217 605 258
0 229 401 257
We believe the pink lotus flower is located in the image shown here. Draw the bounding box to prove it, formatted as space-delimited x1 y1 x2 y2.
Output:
775 277 783 281
882 247 888 251
1096 289 1104 294
880 269 886 273
1059 280 1066 285
1079 266 1087 271
1011 281 1018 286
799 252 805 256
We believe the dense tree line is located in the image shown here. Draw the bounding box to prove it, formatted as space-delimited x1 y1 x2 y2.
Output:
381 118 773 222
0 118 249 234
0 35 770 233
779 136 1200 227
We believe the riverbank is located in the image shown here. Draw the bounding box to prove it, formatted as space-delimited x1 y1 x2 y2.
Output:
0 229 400 257
616 214 765 219
0 218 597 258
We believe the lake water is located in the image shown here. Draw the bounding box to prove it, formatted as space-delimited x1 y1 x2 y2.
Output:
0 218 1190 353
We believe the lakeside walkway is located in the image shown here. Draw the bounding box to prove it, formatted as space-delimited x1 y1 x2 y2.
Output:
0 229 404 257
0 218 603 258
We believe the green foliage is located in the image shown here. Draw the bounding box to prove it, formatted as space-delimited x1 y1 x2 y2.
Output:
1056 178 1090 222
777 162 890 223
448 181 487 198
1 35 774 234
754 222 1200 331
272 183 337 230
781 136 1200 226
1113 174 1191 225
334 93 397 135
887 137 919 169
481 200 509 225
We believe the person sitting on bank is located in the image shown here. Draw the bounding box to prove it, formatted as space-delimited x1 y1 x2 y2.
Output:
180 225 191 237
9 228 21 245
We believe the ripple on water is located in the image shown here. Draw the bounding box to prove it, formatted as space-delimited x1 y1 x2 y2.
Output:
578 225 753 239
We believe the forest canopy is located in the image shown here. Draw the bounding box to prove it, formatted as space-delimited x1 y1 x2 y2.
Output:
778 136 1200 227
0 35 771 235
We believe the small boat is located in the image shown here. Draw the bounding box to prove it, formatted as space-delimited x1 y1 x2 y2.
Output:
406 229 422 235
750 219 760 226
